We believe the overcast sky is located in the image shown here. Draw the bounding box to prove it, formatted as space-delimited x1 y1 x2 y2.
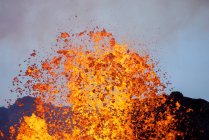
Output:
1 0 209 106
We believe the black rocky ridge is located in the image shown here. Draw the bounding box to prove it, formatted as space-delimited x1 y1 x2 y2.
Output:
0 92 208 139
168 92 209 139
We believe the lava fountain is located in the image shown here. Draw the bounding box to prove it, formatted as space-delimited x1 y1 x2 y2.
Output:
5 29 183 139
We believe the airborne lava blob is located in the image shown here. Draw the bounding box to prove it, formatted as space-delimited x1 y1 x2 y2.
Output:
10 29 182 139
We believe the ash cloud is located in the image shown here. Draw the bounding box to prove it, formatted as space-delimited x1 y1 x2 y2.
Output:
0 0 209 43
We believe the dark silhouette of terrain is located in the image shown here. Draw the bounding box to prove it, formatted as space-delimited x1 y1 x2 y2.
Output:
168 92 209 139
0 96 36 139
0 92 209 139
0 96 72 140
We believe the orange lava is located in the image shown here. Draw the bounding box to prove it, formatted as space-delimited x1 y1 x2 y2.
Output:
11 29 182 139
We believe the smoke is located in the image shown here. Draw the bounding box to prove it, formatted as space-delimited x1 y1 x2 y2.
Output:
1 0 209 43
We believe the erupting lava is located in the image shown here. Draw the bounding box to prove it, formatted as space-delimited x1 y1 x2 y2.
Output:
9 29 182 139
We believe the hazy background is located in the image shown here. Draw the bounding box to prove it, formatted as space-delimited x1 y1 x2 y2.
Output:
1 0 209 106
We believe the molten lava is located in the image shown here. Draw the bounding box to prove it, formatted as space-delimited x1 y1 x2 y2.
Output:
9 29 182 139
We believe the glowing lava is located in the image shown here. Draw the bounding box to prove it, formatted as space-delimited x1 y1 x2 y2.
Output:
11 29 181 139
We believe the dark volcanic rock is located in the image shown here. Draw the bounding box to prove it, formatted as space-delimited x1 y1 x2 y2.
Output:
0 96 72 140
0 92 209 139
168 91 209 139
0 96 37 139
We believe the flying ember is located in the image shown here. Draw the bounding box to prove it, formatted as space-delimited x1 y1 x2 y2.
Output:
9 29 182 139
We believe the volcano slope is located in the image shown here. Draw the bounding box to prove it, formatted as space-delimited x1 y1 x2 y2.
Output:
0 92 209 139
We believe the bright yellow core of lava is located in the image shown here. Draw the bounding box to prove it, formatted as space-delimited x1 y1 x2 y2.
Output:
12 29 179 140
